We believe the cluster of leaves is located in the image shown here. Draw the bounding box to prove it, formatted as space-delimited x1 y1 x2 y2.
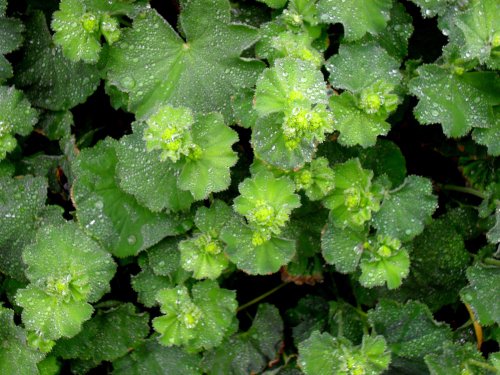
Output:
0 0 499 374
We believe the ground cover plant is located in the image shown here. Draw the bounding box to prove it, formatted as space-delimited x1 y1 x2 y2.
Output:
0 0 499 373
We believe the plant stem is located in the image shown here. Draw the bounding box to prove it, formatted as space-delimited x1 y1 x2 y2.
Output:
464 303 483 350
440 184 488 199
237 281 290 312
483 257 500 267
467 359 497 371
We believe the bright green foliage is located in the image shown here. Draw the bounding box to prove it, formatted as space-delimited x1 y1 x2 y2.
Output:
107 0 264 119
15 223 115 341
359 235 410 289
220 171 300 274
368 300 453 359
0 0 24 82
52 0 143 63
15 12 100 111
116 128 194 212
373 175 437 242
131 263 175 308
424 342 496 375
257 0 287 9
176 112 239 200
202 304 284 375
446 0 500 69
329 93 392 147
143 105 195 163
460 263 500 326
293 157 335 200
179 201 233 279
0 307 43 375
254 58 332 167
153 280 237 351
327 42 402 93
0 175 48 280
72 138 188 257
0 85 38 160
317 0 393 41
321 221 366 273
409 65 500 138
298 331 391 375
146 237 183 277
113 339 202 375
234 171 301 244
324 158 382 228
54 303 149 365
410 0 450 17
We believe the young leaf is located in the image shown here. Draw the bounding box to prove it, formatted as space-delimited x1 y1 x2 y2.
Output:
323 158 382 228
22 223 116 303
153 280 237 351
294 157 335 201
16 284 94 340
0 307 43 375
107 0 264 119
298 331 391 375
373 175 437 242
177 112 239 200
113 339 202 375
15 12 100 111
327 42 402 93
409 65 500 138
54 303 150 364
202 304 284 375
72 138 188 257
460 262 500 326
0 0 24 83
368 300 453 359
317 0 393 41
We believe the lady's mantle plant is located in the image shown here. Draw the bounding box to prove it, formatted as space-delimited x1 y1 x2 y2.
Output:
0 0 499 374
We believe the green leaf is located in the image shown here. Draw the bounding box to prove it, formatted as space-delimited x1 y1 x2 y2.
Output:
22 223 116 303
362 3 414 60
0 175 47 280
15 12 100 111
147 237 182 277
287 296 330 346
294 157 335 201
446 0 500 69
54 303 150 364
202 304 284 375
72 138 187 257
0 307 43 375
329 92 392 148
180 202 234 280
113 339 202 375
327 42 402 93
177 113 239 200
425 341 496 375
16 284 94 340
487 207 500 244
257 0 287 9
0 85 38 160
321 221 366 273
409 0 450 18
0 0 24 82
153 280 237 351
116 127 194 212
368 300 452 359
131 263 174 308
460 262 500 326
298 332 391 375
359 236 410 290
107 1 264 119
373 175 437 242
409 64 500 138
317 0 393 41
472 108 500 156
323 158 382 228
221 217 297 275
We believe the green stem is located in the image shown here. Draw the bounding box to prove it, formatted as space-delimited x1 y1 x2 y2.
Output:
237 282 290 312
440 184 488 199
467 359 497 371
483 257 500 267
